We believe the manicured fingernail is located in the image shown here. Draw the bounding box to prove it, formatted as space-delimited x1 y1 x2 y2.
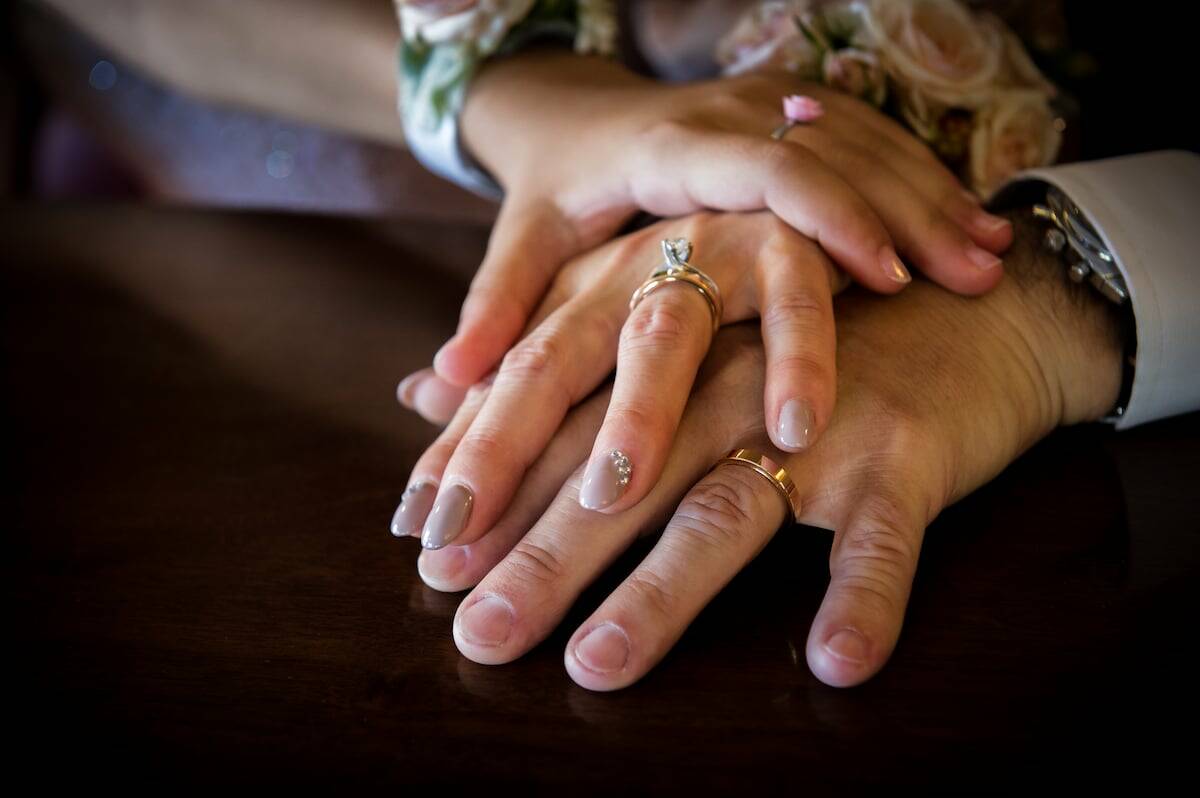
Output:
579 450 632 511
421 483 473 549
418 546 467 584
971 208 1011 235
965 243 1003 270
824 628 869 664
574 622 630 674
458 594 513 647
396 371 426 408
879 246 911 284
778 398 815 450
390 481 437 537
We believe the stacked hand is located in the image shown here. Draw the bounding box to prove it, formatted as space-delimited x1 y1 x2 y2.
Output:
400 56 1013 438
397 211 1123 689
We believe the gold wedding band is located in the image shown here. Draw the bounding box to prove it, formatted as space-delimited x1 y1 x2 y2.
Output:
629 238 723 333
713 448 801 524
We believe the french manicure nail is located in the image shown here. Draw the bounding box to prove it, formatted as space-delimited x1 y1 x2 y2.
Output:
396 371 426 408
458 594 513 647
390 481 437 537
574 622 630 674
421 483 473 549
778 398 815 450
879 246 911 284
579 450 633 511
965 243 1003 270
824 627 869 664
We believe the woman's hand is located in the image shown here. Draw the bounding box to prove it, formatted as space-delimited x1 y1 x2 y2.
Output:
403 217 1124 689
394 211 847 548
432 53 1013 389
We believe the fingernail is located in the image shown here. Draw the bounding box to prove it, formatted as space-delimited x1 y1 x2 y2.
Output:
396 371 426 408
418 546 467 583
579 450 633 511
390 481 437 537
458 594 513 647
421 483 473 549
971 208 1011 235
824 628 869 664
574 622 630 674
778 398 815 450
960 188 982 205
879 246 911 284
965 243 1003 270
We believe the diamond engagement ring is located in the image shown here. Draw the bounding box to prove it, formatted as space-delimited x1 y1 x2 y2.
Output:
628 238 724 333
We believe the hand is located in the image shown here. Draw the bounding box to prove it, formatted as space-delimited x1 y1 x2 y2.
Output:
395 211 848 548
403 211 1123 689
432 53 1012 390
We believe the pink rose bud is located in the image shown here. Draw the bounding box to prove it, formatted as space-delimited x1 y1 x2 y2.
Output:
783 94 824 122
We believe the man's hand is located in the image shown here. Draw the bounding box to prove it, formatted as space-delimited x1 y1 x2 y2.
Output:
403 208 1124 689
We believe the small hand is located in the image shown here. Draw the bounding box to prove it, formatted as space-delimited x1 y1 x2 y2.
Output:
433 56 1012 389
394 211 846 547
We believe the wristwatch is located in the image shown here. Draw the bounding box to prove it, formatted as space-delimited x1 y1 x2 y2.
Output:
989 181 1138 423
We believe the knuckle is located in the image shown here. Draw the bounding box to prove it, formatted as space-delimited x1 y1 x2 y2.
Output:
622 570 679 620
772 351 832 385
454 426 510 468
622 297 702 351
504 539 566 587
673 475 760 551
835 514 918 597
762 288 831 332
605 400 669 439
500 334 563 383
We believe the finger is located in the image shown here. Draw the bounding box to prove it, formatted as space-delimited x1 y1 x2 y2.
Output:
841 126 1013 254
749 87 1013 256
434 194 628 388
564 459 788 691
396 368 469 425
389 378 492 538
578 282 714 513
805 485 926 688
755 236 838 453
420 288 626 550
417 387 611 592
449 329 760 664
801 132 1005 295
630 126 913 292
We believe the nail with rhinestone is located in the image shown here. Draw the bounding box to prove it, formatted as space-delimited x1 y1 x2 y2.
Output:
579 450 633 511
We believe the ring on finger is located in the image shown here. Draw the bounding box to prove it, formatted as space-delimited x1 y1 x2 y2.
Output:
712 448 801 524
628 238 724 333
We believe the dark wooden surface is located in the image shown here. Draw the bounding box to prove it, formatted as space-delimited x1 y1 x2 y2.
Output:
3 204 1198 789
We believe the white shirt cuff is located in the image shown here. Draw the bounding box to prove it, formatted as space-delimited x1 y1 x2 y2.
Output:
1000 150 1200 429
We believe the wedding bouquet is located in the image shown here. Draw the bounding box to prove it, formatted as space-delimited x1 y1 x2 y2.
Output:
717 0 1063 198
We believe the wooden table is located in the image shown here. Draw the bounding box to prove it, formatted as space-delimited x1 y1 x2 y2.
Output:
4 205 1197 788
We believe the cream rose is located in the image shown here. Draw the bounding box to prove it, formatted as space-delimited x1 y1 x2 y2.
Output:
861 0 1002 108
822 48 887 106
716 1 822 79
969 89 1062 198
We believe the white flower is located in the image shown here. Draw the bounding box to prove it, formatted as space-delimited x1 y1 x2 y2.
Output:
576 0 618 55
969 89 1062 198
399 0 535 52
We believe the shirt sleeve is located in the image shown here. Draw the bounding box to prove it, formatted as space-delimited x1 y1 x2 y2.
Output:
999 150 1200 430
